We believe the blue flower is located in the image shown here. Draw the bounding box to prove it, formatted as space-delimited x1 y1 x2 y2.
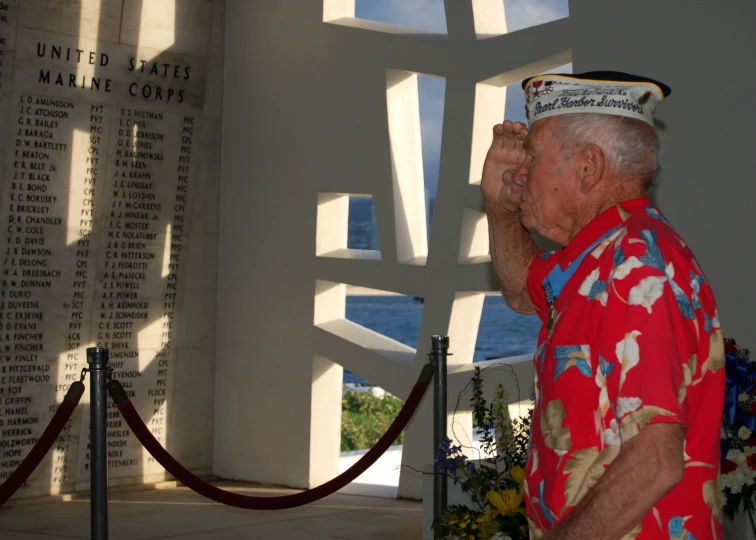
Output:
690 270 704 309
645 206 671 225
588 280 608 300
554 345 592 380
669 277 695 320
704 313 713 333
599 356 614 379
639 229 666 272
613 245 626 269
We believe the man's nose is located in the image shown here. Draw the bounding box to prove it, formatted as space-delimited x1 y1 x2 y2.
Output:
512 158 530 185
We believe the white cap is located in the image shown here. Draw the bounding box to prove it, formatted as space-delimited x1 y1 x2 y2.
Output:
522 71 671 126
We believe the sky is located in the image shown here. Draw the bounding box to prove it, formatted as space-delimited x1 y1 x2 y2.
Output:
354 0 570 197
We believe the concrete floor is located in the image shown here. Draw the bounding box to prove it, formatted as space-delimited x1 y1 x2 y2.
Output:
0 481 423 539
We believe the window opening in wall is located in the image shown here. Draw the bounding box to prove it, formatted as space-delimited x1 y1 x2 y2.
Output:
348 196 380 251
317 192 381 259
502 0 569 33
354 0 447 34
339 373 405 498
336 287 421 498
341 377 406 450
418 75 445 240
474 294 541 362
343 291 423 384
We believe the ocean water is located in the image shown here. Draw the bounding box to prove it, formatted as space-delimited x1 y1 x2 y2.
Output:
343 295 542 385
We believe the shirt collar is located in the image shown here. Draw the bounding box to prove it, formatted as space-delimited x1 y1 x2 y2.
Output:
556 196 651 270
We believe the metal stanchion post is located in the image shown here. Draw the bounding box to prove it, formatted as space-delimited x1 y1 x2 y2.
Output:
87 347 110 540
431 335 449 526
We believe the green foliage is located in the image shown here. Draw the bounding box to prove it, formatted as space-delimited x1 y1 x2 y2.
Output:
341 388 405 452
433 366 533 540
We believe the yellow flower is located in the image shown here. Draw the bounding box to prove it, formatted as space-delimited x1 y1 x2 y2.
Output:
510 465 526 485
486 489 526 517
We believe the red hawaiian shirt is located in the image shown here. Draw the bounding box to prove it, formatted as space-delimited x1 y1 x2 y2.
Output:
524 197 725 539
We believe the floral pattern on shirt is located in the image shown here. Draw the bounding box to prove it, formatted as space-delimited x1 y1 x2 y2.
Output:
524 197 725 540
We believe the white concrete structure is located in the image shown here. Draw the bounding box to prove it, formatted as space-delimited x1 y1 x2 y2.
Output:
219 1 756 538
218 0 560 501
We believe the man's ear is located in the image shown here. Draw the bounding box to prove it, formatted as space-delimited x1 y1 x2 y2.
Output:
579 144 605 193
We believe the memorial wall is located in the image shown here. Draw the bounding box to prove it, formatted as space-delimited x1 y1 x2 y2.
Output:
0 0 224 499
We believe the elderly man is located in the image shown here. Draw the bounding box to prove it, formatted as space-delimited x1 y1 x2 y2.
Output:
481 71 725 539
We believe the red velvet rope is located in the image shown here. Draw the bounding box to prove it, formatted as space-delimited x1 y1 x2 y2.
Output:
0 381 85 507
110 369 432 510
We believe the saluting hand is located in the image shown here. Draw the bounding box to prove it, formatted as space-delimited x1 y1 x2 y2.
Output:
480 120 529 214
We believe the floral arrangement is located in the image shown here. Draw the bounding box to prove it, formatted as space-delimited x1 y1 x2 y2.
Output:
432 366 532 540
430 338 756 538
720 338 756 525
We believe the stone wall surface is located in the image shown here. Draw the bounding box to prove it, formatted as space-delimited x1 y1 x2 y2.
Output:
0 0 223 500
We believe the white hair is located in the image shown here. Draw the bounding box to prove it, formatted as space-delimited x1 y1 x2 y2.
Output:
557 114 661 185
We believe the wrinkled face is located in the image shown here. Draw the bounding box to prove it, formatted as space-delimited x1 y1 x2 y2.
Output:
514 117 581 243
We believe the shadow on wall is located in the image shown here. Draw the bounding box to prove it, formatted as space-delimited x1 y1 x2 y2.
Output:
1 0 219 498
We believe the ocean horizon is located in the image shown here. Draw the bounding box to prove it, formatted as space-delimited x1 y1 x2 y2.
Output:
343 294 542 385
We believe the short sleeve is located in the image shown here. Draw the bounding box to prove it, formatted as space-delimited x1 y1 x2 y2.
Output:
596 238 693 443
